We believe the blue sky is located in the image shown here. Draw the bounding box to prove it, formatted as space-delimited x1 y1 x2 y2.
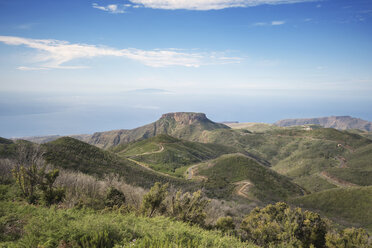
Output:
0 0 371 137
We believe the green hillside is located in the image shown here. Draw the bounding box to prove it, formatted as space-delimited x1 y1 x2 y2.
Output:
113 134 237 177
291 186 372 232
323 143 372 186
43 137 192 189
196 154 304 201
198 127 372 191
0 137 16 158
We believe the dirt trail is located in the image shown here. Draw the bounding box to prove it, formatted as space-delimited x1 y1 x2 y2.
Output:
319 171 357 188
185 153 268 181
185 162 208 181
234 180 253 199
127 157 179 179
336 156 348 168
135 144 164 156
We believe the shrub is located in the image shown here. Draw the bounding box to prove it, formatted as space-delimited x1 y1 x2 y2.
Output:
140 182 168 217
105 187 126 208
240 202 327 248
169 190 209 226
215 216 235 233
325 227 370 248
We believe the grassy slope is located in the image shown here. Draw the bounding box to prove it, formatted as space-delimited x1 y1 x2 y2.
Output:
113 135 237 177
0 137 16 159
0 200 256 248
324 143 372 186
291 186 372 232
197 154 304 201
43 137 192 189
199 128 372 190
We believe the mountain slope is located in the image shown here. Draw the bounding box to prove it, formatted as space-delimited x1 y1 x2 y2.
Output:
291 186 372 231
85 112 229 149
196 154 304 201
275 116 372 131
112 134 237 177
42 137 192 189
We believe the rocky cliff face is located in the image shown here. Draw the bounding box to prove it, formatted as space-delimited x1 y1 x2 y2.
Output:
84 112 229 149
161 112 209 125
275 116 372 131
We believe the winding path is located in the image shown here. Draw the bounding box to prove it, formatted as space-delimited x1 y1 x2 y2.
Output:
318 171 357 188
234 180 253 199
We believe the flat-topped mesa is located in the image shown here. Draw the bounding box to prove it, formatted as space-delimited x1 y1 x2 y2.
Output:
160 112 209 125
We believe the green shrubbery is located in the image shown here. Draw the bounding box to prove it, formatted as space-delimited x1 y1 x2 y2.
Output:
12 164 64 205
325 228 370 248
240 202 327 247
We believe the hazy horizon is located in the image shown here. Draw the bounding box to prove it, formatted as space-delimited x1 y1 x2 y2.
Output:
1 0 371 138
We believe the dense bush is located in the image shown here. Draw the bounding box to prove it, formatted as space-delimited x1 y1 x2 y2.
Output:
215 216 235 233
105 187 126 208
325 228 370 248
169 190 209 226
240 202 327 248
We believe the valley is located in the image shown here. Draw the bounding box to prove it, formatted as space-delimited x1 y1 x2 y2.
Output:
1 112 372 247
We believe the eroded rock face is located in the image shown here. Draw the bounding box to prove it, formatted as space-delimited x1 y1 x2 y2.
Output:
160 112 208 125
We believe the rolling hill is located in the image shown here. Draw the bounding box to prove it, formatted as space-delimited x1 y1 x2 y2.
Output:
42 137 193 190
111 134 237 177
291 186 372 232
275 116 372 131
195 154 304 202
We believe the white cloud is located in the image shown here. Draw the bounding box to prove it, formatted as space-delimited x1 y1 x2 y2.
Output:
253 20 286 26
0 35 241 70
271 20 285 25
128 0 316 10
92 3 127 13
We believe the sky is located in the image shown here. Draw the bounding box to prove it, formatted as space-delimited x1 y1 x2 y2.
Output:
0 0 371 138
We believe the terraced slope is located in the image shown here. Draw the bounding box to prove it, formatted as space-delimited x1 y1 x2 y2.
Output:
195 154 304 202
111 134 237 177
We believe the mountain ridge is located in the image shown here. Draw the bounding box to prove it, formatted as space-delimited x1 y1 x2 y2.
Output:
275 116 372 131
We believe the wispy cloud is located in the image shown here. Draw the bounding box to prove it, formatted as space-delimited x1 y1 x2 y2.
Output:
127 0 316 10
253 20 286 26
92 3 129 13
271 20 286 25
16 23 37 30
0 35 242 70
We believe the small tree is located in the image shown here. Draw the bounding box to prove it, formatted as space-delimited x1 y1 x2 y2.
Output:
140 182 168 217
170 190 210 226
326 228 370 248
12 164 64 206
216 216 235 233
38 168 65 206
11 164 39 203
